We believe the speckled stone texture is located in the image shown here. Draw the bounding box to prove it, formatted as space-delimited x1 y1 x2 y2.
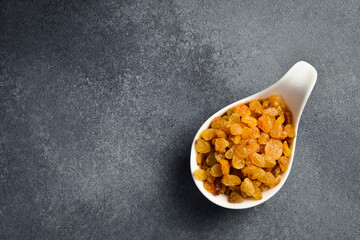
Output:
1 0 359 239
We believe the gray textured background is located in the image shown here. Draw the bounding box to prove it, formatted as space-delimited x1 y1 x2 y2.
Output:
1 0 359 239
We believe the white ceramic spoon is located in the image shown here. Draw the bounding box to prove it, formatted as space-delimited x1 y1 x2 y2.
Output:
190 61 317 209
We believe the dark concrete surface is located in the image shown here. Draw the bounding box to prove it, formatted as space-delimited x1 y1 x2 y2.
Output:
1 0 359 239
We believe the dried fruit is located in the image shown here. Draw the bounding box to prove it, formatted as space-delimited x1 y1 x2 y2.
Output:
210 164 223 177
195 139 211 153
242 115 258 127
250 153 265 168
284 124 296 138
265 139 283 160
258 132 270 145
258 172 276 186
278 156 289 172
219 159 230 175
242 165 266 179
194 94 294 203
206 154 217 167
228 191 244 203
234 104 250 117
193 169 207 181
230 123 243 135
232 155 245 169
201 129 216 140
204 181 215 193
283 141 291 157
214 138 229 153
258 115 273 133
240 178 255 196
222 175 242 186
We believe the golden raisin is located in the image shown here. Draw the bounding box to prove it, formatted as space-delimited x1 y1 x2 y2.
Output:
241 126 253 139
228 113 241 123
234 144 248 159
240 178 255 196
252 187 262 200
225 146 234 159
283 141 291 157
258 115 273 133
232 155 245 169
242 165 266 179
258 132 270 145
265 139 283 160
230 123 243 135
275 114 285 125
249 100 261 111
263 108 278 117
193 169 207 181
228 191 244 203
204 181 215 193
195 139 211 153
219 159 230 175
233 104 250 117
241 115 258 127
263 155 276 168
250 153 265 168
258 172 276 186
210 164 223 177
250 126 260 139
214 138 229 153
206 154 217 167
229 135 241 144
278 156 289 172
201 129 216 141
284 124 296 138
196 153 204 165
270 124 283 139
222 174 242 186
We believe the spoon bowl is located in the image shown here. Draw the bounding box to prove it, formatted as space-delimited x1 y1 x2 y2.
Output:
190 61 317 209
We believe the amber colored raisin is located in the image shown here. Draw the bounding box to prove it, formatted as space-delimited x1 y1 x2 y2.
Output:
284 124 296 138
242 115 258 127
262 99 270 108
265 139 283 160
240 178 255 196
228 113 241 123
201 129 216 141
283 141 291 157
229 135 241 144
252 187 263 200
250 153 265 168
214 138 229 153
195 139 211 153
270 124 283 139
245 141 260 154
213 129 226 138
258 172 276 186
204 181 215 193
242 165 266 179
250 126 260 139
230 123 243 135
258 132 269 145
278 156 289 172
263 155 276 168
258 115 273 133
214 152 225 162
206 154 217 167
234 104 250 117
219 159 230 175
222 175 242 186
225 146 234 159
228 191 244 203
210 164 223 177
273 166 281 177
193 169 207 181
234 144 248 159
196 153 204 165
263 108 278 117
283 111 292 124
275 114 285 125
271 175 282 187
269 94 286 109
259 183 269 191
249 100 262 111
232 155 245 169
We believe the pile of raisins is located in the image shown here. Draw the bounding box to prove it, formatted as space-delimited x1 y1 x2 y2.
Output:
193 95 295 203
